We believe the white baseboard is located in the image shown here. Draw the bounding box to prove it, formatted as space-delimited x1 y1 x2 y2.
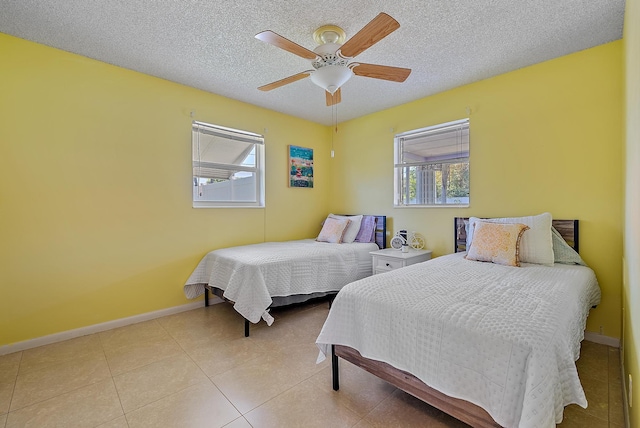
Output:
584 331 620 348
0 298 223 356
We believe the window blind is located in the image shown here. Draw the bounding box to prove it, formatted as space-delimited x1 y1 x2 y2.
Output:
396 119 469 167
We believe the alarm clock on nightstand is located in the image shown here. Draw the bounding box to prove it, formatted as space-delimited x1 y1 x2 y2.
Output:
390 230 425 250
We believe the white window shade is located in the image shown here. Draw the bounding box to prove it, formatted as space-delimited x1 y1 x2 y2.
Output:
192 121 265 208
397 120 469 166
394 119 470 206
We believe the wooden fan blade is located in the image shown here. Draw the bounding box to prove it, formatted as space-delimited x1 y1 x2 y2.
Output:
255 30 318 60
326 88 342 106
258 71 311 91
352 63 411 82
338 13 400 58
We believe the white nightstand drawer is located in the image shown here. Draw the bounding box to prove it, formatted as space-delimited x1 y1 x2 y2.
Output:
375 257 404 270
369 248 433 275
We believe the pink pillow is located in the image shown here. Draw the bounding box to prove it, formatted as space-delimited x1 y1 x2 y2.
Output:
317 217 351 243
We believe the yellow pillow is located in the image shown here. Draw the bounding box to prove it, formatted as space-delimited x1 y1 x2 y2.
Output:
465 221 529 267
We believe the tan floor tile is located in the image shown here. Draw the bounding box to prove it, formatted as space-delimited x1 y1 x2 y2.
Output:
283 303 330 331
246 318 317 352
0 353 21 384
608 347 622 382
104 335 185 376
309 362 396 417
353 419 375 428
113 353 208 413
126 381 240 428
5 379 122 428
580 374 610 422
96 416 129 428
608 378 625 426
580 341 610 360
245 379 361 428
184 336 268 377
222 417 253 428
364 389 469 428
248 303 330 351
99 320 169 351
159 303 242 329
10 354 111 411
557 404 608 427
0 382 14 415
577 345 609 384
0 413 6 427
211 343 328 414
160 310 246 348
19 334 103 374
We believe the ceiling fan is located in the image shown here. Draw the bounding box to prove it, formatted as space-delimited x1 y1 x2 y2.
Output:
255 12 411 106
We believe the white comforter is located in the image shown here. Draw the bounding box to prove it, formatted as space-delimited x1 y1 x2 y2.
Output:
184 239 378 324
316 253 601 428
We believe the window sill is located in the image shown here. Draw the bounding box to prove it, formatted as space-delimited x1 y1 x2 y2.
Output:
393 204 470 209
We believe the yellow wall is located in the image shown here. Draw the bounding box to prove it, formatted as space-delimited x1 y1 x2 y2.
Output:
329 41 623 339
0 33 330 346
624 0 640 423
0 31 626 354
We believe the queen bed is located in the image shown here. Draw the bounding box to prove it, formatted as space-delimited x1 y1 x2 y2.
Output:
316 214 601 428
184 214 386 336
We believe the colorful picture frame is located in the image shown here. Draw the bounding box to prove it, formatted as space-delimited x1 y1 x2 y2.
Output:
289 145 314 188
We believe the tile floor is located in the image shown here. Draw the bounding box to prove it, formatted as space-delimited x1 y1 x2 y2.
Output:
0 300 626 428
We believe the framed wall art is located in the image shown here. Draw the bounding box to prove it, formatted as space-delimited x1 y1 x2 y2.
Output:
289 145 314 188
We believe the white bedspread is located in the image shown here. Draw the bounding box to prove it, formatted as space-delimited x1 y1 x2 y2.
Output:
316 253 601 428
184 239 378 324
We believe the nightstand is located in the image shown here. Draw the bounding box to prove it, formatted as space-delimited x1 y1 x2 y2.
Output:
370 248 433 275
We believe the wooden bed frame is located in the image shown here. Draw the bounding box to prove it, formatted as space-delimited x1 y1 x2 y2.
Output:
203 215 387 337
331 217 580 428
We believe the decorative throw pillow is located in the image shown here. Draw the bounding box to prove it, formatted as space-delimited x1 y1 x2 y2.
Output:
355 215 377 243
552 226 586 265
465 221 529 267
317 217 351 243
467 213 554 266
328 214 363 243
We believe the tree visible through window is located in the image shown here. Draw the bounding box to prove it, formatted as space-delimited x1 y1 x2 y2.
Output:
394 119 469 206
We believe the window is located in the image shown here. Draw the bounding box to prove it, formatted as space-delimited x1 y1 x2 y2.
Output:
394 119 469 206
192 121 265 208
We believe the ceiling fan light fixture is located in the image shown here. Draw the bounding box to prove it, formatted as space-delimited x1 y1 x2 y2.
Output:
310 65 353 94
313 25 346 45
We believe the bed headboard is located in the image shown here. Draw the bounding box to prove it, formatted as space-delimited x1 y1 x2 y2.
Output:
454 217 579 253
373 215 387 249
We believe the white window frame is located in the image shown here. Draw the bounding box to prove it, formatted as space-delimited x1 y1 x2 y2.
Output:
192 121 265 208
394 118 470 207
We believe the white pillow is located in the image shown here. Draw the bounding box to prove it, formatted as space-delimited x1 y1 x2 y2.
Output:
467 213 555 266
328 214 363 244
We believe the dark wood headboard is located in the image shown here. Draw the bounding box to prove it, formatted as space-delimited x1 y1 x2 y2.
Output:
454 217 579 253
374 215 387 249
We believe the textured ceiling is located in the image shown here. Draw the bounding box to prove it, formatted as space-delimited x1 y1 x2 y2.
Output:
0 0 625 125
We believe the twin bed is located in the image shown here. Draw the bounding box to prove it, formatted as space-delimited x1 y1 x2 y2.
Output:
183 215 386 336
316 214 600 428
